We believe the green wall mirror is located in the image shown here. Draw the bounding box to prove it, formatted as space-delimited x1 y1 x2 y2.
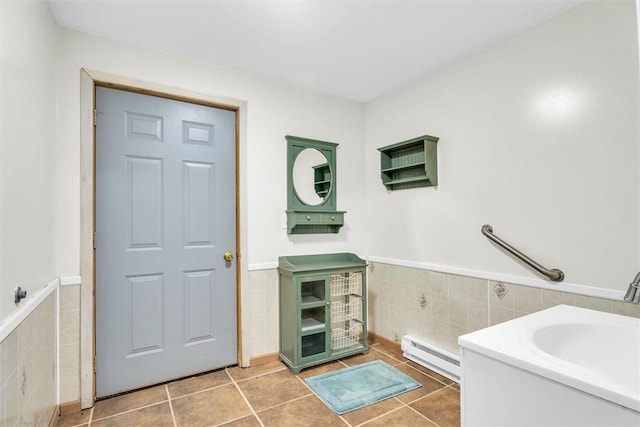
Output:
286 135 345 234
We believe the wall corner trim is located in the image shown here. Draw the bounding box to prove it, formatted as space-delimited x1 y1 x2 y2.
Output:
248 262 278 271
60 276 81 286
0 278 59 343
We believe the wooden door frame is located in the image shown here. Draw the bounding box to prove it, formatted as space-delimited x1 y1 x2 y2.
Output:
79 69 247 409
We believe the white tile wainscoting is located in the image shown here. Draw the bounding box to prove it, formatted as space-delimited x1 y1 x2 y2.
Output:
366 260 640 355
0 284 57 426
5 266 637 415
58 283 81 405
0 276 82 424
248 259 640 362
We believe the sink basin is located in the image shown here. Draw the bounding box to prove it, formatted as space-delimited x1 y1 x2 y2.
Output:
459 304 640 413
533 322 637 380
459 305 640 426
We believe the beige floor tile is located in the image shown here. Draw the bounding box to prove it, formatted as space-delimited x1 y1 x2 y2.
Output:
391 364 449 404
218 414 263 426
257 395 347 427
341 348 402 367
410 387 461 427
53 409 91 427
371 341 405 361
226 360 287 382
405 360 455 385
167 369 232 398
237 369 312 412
362 406 438 426
297 360 346 379
172 384 252 426
61 351 462 427
91 402 174 427
92 385 168 420
340 396 403 426
369 343 406 361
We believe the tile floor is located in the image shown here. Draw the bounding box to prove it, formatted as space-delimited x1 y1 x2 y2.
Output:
55 343 460 427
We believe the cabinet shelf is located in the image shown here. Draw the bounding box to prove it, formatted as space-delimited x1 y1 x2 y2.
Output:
301 296 322 304
383 176 431 186
378 135 438 191
381 161 426 173
301 317 325 333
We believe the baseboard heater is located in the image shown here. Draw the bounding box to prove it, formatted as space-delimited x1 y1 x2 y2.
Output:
401 335 460 383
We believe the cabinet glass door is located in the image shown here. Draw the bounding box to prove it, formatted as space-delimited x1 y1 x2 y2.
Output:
298 276 330 361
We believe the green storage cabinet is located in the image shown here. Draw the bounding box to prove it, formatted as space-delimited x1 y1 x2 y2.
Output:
278 253 368 374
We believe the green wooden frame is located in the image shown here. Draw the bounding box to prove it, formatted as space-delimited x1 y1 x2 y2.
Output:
286 135 345 234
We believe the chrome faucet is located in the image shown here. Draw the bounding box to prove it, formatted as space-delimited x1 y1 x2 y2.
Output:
623 271 640 303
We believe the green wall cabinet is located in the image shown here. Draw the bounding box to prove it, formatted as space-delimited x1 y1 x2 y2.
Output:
278 253 368 373
378 134 439 190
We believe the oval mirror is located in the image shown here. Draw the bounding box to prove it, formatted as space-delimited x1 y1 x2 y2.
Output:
292 148 331 206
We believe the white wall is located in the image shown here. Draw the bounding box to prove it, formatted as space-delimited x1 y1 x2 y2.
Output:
0 0 59 320
2 0 637 325
365 1 639 293
54 28 366 278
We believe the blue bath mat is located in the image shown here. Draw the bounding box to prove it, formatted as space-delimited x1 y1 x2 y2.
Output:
304 360 421 414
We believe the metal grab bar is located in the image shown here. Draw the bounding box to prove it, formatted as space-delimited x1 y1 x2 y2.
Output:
481 224 565 282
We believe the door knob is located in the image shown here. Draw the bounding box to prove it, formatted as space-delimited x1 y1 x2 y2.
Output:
223 251 234 262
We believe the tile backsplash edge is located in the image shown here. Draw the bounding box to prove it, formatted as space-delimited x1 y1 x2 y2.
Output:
0 277 60 343
367 255 625 302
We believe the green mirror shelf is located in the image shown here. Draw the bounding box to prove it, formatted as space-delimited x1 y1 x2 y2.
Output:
286 135 345 234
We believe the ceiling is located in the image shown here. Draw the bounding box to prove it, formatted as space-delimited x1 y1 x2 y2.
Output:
48 0 585 102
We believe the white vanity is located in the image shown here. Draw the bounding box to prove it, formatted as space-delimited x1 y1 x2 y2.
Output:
459 305 640 426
